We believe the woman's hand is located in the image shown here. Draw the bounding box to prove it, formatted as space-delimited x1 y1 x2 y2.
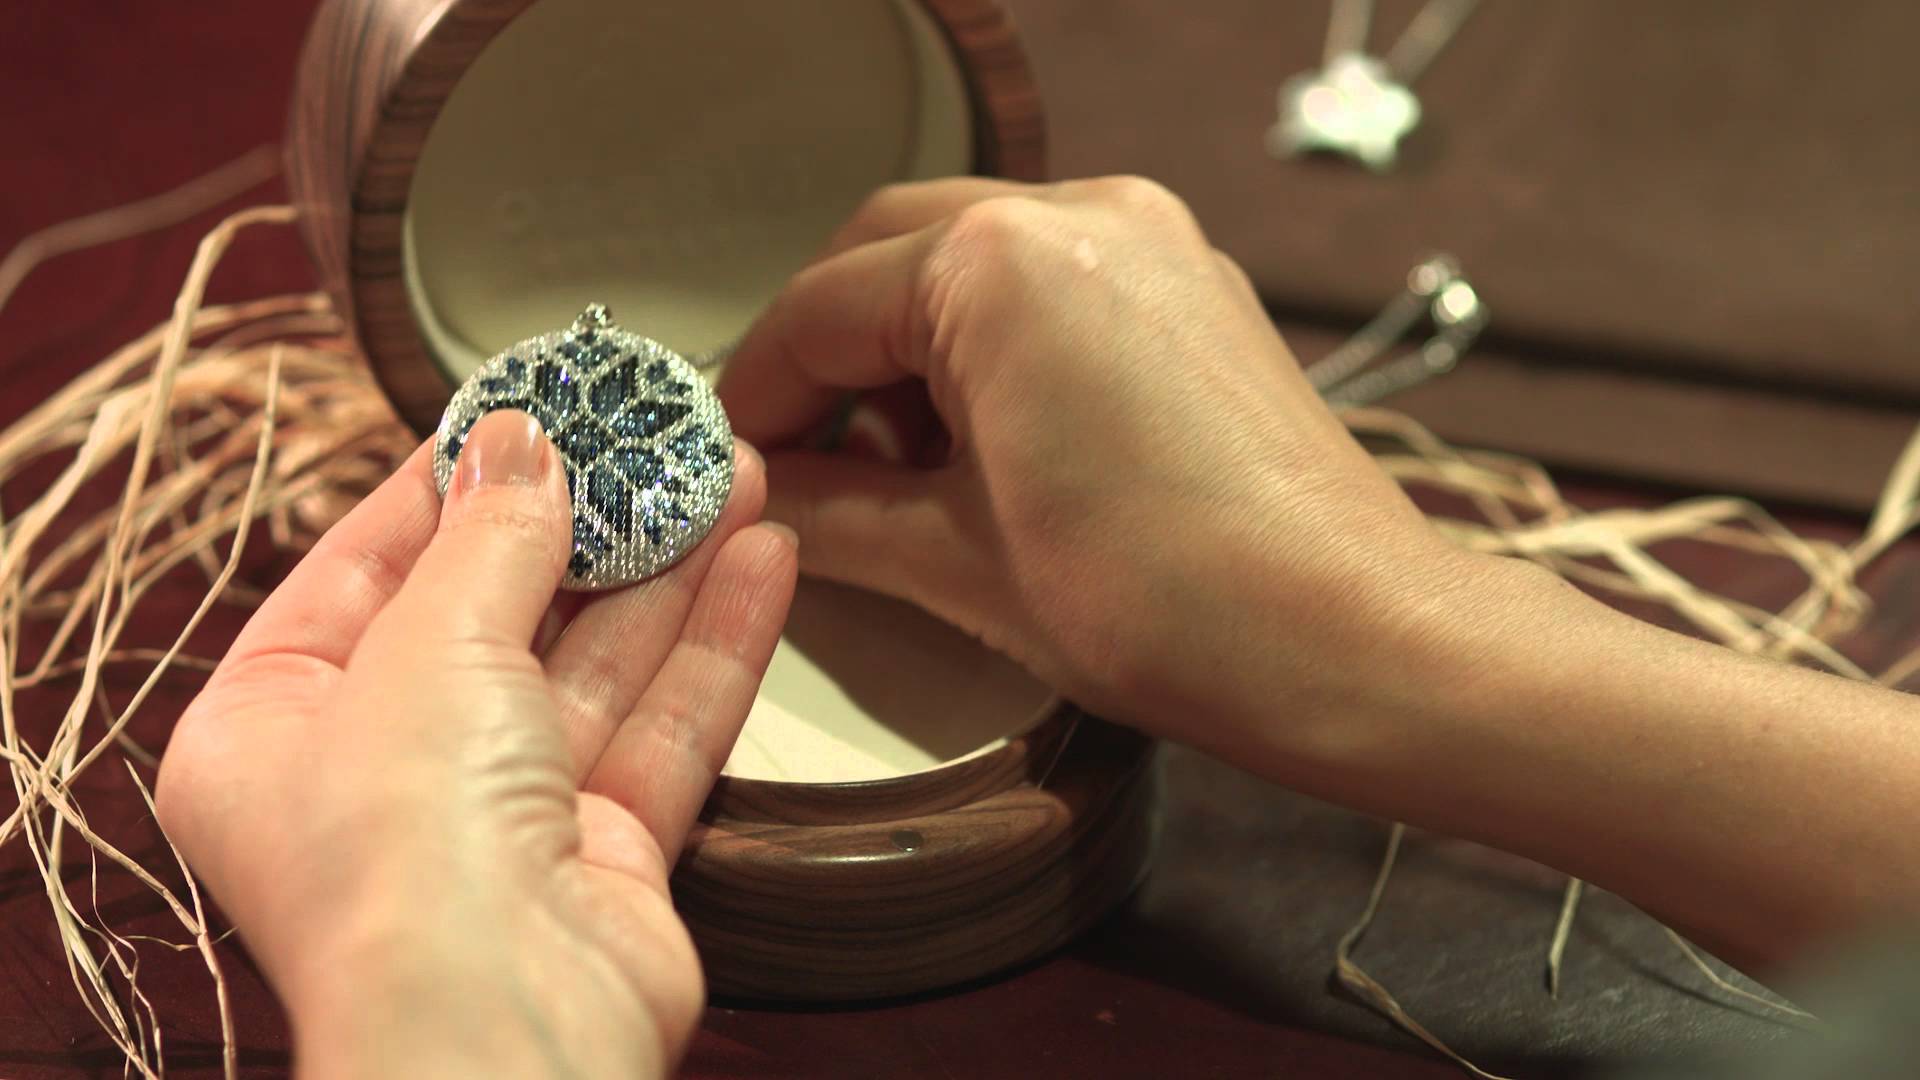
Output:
723 176 1920 974
156 411 797 1079
719 176 1470 766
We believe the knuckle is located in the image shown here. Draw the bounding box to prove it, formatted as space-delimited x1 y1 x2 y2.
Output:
446 497 566 555
921 197 1055 329
850 182 917 229
644 692 706 768
338 531 412 603
1213 247 1257 290
152 753 191 834
936 195 1050 270
1082 174 1191 219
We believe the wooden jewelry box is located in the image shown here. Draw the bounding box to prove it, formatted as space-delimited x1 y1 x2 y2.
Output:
285 0 1157 1001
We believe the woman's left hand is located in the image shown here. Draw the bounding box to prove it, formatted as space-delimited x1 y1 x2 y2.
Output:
157 410 797 1079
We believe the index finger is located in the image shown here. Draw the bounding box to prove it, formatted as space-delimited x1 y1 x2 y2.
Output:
719 179 1038 448
717 226 941 448
222 441 440 671
813 177 1028 262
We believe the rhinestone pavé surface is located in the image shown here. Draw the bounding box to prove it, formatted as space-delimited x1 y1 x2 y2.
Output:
432 304 733 590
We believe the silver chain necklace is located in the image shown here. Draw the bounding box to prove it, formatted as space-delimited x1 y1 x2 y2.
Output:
1267 0 1481 171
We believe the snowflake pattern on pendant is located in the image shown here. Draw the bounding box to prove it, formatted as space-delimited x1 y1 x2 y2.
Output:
433 304 733 590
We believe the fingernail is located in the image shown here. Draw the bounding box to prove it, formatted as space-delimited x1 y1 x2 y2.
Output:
762 522 800 551
458 410 547 492
737 438 765 473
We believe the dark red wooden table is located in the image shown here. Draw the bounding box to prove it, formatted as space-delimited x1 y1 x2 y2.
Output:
1 4 1880 1077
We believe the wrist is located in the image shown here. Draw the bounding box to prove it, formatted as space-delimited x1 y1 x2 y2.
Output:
289 895 527 1079
285 876 665 1080
1218 536 1548 791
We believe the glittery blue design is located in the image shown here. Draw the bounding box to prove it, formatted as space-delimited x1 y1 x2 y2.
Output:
610 446 666 488
644 358 672 384
669 427 727 475
590 360 635 419
443 409 479 465
553 417 612 463
641 503 679 546
586 465 633 539
531 362 579 419
574 512 610 553
607 400 690 440
568 511 611 577
478 356 526 394
555 335 615 370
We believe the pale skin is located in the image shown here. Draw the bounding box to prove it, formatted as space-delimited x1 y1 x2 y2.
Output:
157 176 1920 1076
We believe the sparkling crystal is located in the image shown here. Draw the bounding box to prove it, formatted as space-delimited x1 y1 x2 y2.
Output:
553 417 612 462
669 427 726 474
531 362 579 418
573 512 611 553
610 446 666 488
478 356 527 394
586 465 633 538
590 360 636 419
607 400 690 440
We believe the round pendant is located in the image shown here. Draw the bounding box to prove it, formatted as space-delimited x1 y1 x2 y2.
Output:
433 304 734 590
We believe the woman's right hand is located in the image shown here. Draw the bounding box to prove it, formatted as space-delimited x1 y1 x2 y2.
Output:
719 176 1482 764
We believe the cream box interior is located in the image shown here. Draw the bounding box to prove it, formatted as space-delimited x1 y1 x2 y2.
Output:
398 0 1052 781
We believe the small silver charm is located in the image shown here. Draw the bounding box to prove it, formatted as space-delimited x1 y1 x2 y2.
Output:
433 304 734 591
1267 0 1481 172
1269 52 1420 173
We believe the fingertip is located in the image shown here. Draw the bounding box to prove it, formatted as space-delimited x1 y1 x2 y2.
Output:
719 522 801 594
757 452 808 541
698 518 802 653
716 373 794 450
696 524 801 642
735 436 764 475
760 521 799 553
373 409 572 651
727 439 768 523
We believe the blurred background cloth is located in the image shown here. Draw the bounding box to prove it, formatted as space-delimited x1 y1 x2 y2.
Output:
1014 0 1920 508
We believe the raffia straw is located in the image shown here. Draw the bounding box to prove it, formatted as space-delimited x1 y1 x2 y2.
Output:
131 763 236 1080
3 152 407 1078
1335 823 1518 1080
1663 927 1819 1026
1546 878 1582 998
0 145 276 313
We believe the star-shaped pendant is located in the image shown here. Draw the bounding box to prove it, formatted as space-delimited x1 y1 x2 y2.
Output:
1267 52 1421 172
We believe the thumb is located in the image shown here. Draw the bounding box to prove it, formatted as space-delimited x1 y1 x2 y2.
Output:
368 410 573 654
764 450 976 623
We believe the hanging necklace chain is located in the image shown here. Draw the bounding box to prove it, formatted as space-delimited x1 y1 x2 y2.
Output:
1324 0 1482 84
